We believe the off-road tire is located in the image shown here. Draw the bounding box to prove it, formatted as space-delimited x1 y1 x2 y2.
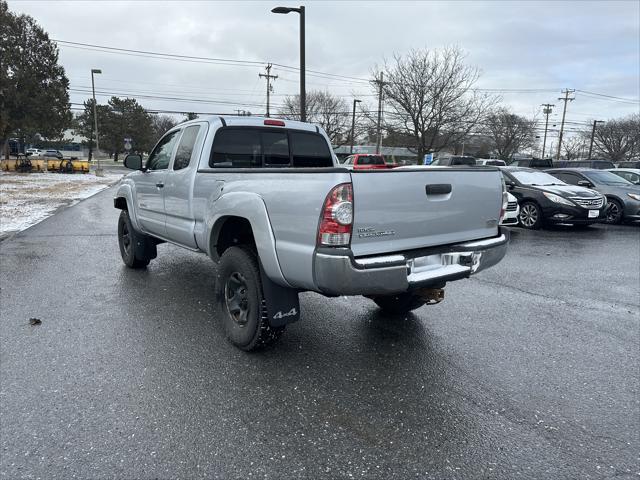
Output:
118 210 152 268
216 246 285 351
371 292 426 314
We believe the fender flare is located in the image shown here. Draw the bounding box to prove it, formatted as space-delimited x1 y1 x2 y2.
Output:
206 192 290 287
113 183 143 232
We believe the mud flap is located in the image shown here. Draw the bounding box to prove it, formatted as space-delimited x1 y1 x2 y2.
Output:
259 263 300 327
134 235 157 260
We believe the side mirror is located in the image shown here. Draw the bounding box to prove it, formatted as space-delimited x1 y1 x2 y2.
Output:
577 180 594 188
507 181 516 190
124 154 143 170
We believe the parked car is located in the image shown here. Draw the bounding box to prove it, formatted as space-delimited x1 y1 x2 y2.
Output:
115 116 509 350
500 167 606 229
429 156 476 166
501 192 520 226
342 154 396 170
43 150 63 159
546 168 640 224
555 159 615 169
608 168 640 185
477 159 507 166
25 148 43 156
617 160 640 169
508 158 553 169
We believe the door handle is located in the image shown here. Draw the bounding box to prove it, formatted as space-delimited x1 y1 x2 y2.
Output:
156 182 164 188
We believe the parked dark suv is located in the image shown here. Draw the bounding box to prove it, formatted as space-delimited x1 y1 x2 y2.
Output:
508 158 553 169
617 161 640 169
500 167 606 229
555 159 615 169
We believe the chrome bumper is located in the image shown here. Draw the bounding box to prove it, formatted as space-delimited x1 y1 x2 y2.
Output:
313 229 510 296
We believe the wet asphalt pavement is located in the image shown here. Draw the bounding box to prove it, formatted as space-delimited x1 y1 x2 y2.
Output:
1 188 638 479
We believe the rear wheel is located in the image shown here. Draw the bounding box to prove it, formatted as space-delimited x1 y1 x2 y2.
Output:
216 246 285 351
519 202 543 229
118 210 152 268
371 292 425 314
605 199 623 224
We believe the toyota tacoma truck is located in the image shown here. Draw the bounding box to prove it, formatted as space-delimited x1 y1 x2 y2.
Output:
114 116 509 351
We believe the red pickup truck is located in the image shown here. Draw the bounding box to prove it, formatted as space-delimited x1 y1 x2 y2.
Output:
343 154 397 170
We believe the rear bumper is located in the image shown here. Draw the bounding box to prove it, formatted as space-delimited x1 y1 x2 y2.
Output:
313 229 510 296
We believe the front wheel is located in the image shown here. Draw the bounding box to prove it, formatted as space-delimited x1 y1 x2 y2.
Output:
216 246 285 351
371 292 425 314
519 202 543 229
605 199 623 224
118 210 153 268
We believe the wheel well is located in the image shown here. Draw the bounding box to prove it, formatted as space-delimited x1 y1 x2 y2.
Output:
114 197 128 210
212 217 255 258
605 195 622 205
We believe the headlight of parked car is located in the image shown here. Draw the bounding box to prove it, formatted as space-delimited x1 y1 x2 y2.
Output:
543 192 575 206
627 193 640 201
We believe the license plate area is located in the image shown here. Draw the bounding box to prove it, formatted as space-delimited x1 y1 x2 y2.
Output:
588 210 599 218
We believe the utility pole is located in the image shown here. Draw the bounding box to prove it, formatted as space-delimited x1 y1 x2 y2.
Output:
259 63 278 118
374 72 386 154
556 89 575 161
350 98 362 154
587 120 604 159
91 68 103 176
540 103 554 158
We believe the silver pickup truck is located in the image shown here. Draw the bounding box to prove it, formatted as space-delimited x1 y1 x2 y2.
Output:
115 116 509 350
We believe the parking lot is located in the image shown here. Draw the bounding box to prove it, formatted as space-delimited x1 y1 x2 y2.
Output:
0 187 638 479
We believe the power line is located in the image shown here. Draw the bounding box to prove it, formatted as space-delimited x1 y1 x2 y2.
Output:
576 89 639 104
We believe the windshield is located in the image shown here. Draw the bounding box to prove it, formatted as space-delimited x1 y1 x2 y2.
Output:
511 170 566 186
583 170 633 186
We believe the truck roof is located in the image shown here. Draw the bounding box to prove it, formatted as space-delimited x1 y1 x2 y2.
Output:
180 115 319 132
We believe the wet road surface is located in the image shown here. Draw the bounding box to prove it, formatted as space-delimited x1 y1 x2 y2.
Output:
1 188 638 479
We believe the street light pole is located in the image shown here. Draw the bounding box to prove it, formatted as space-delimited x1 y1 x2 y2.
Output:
588 120 604 159
91 68 103 176
350 99 361 154
271 5 306 122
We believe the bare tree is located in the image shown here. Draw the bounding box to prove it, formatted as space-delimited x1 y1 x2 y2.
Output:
562 135 586 160
482 108 536 160
378 46 494 162
151 114 177 142
279 90 353 146
588 114 639 162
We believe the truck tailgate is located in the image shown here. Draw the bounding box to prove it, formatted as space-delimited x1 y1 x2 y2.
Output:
349 168 503 257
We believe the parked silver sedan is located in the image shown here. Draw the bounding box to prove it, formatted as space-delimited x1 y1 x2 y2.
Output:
608 168 640 186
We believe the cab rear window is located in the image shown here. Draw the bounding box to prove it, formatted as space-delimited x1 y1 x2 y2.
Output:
210 127 333 168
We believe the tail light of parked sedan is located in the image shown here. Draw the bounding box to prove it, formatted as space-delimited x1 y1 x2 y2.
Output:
318 183 353 246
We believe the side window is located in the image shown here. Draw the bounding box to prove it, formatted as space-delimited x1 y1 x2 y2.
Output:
561 173 581 185
147 130 180 170
262 131 290 166
210 129 261 168
290 132 333 168
173 125 201 170
344 156 353 165
531 159 550 168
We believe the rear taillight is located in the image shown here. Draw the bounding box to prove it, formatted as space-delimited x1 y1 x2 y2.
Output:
499 176 508 223
318 183 353 246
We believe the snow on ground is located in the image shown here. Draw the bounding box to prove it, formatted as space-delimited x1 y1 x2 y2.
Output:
0 172 123 238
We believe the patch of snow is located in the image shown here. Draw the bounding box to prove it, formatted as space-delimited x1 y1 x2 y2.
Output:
0 172 123 238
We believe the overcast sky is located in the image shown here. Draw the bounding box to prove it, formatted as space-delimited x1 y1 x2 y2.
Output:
9 0 640 139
